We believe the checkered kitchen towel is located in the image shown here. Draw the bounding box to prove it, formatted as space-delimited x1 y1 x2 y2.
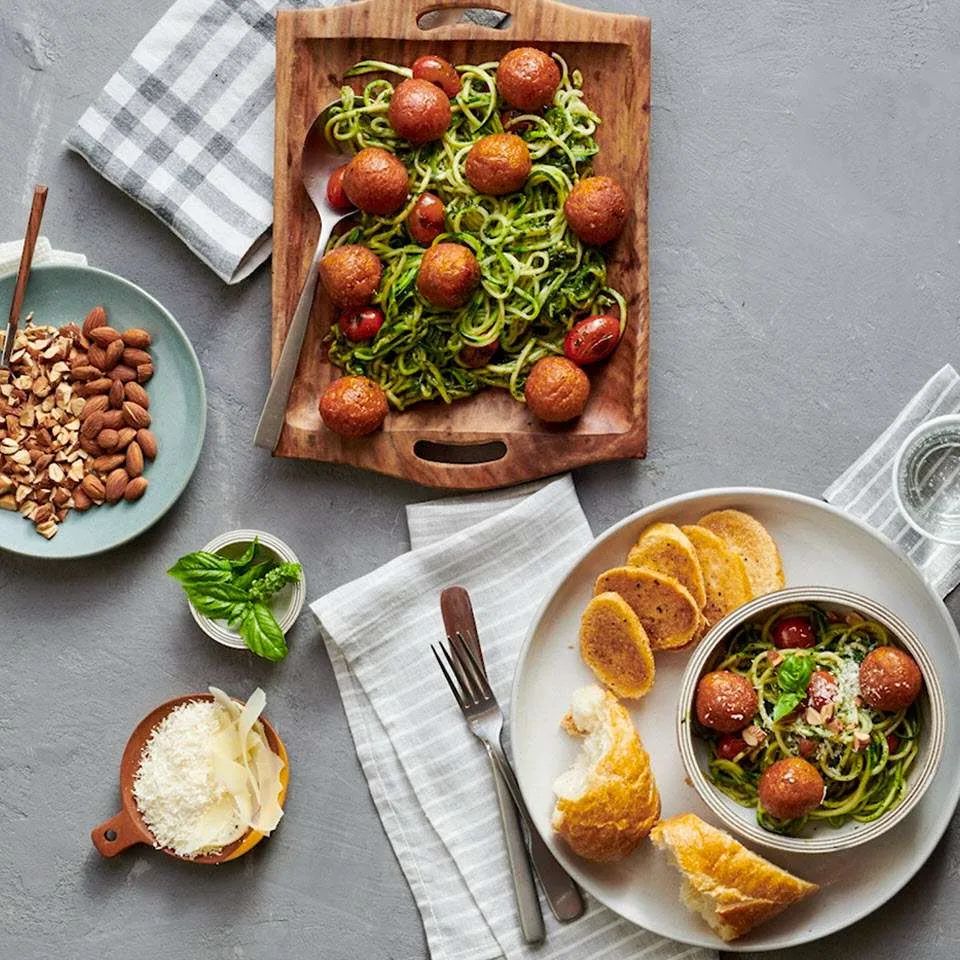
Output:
66 1 506 284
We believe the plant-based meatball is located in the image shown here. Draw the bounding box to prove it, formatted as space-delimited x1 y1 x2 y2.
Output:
412 55 461 97
465 134 531 196
859 646 922 711
695 670 758 733
523 356 590 423
318 244 382 309
496 47 560 112
343 147 409 215
416 243 481 309
388 78 452 145
758 757 825 821
319 376 389 437
563 176 628 245
407 192 446 245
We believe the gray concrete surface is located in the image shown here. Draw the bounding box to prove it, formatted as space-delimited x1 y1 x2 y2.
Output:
2 1 959 958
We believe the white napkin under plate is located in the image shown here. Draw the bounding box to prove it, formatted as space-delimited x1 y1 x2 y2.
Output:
312 476 712 960
0 237 88 275
824 364 960 598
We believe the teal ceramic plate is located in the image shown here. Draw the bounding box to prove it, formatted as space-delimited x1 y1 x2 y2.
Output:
0 264 205 559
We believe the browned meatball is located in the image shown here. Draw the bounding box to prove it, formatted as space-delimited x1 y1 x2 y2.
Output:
564 176 628 245
523 356 590 423
319 376 389 437
343 147 409 215
465 134 531 196
695 671 758 733
860 647 922 711
318 245 382 309
758 758 825 821
387 78 452 145
416 243 480 309
496 47 560 112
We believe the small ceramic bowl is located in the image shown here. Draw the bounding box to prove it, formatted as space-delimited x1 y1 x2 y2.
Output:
677 586 945 854
189 529 305 650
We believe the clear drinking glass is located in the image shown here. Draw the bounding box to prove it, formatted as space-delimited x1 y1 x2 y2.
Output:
893 415 960 543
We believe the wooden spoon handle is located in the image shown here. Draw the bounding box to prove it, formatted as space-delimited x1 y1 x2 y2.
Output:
8 185 48 326
91 810 145 858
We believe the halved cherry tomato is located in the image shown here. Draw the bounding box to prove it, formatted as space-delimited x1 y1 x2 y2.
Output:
412 55 461 97
806 669 839 710
716 734 747 761
771 616 816 649
563 314 621 366
338 307 384 342
459 340 499 368
886 733 900 753
326 165 353 212
797 737 818 758
500 109 534 134
407 192 446 245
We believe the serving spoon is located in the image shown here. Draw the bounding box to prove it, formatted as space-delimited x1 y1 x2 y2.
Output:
254 104 351 451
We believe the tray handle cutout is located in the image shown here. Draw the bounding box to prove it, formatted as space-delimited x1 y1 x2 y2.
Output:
414 439 508 465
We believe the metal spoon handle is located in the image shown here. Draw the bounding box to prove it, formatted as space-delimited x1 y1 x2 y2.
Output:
254 218 334 451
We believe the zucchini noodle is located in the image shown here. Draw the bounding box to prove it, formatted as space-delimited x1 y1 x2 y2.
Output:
702 603 921 836
323 56 627 410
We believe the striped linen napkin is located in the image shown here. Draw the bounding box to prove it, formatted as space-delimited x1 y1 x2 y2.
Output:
65 1 507 285
824 364 960 598
311 476 712 960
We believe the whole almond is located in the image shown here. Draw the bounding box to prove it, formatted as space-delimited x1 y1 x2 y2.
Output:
121 328 152 348
122 347 152 368
81 474 106 503
109 365 137 383
105 468 129 503
123 382 150 408
136 363 154 383
80 411 105 440
103 338 125 370
88 343 108 370
122 402 150 429
82 306 108 336
73 487 93 511
136 429 158 459
79 378 112 397
79 437 102 457
97 429 120 451
116 427 137 449
70 364 100 382
124 476 148 501
80 395 110 420
109 379 125 408
125 441 144 477
92 453 125 473
102 409 125 430
90 326 121 347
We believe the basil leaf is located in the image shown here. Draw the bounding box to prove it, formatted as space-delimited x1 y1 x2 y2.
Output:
186 583 250 620
248 562 303 603
233 560 277 591
777 654 815 695
168 550 231 580
229 538 259 572
238 603 289 661
772 692 803 722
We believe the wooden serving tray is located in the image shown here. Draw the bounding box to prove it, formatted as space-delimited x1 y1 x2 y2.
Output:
272 0 650 489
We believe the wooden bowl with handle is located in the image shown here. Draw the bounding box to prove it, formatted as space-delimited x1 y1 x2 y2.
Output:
91 693 289 863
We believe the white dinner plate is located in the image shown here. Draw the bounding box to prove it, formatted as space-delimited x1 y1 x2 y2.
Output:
510 488 960 951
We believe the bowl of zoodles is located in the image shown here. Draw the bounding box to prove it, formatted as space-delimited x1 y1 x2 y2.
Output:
677 586 945 854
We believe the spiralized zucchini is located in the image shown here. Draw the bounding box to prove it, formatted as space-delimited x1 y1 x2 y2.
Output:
704 603 921 835
323 56 627 410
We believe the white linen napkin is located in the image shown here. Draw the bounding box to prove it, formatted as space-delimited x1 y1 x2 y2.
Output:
0 237 88 275
311 476 712 960
824 364 960 598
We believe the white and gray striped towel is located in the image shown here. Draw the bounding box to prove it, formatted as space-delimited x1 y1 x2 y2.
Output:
825 364 960 598
66 0 506 284
311 476 712 960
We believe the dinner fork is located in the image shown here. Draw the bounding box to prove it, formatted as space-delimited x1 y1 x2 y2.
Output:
432 633 585 923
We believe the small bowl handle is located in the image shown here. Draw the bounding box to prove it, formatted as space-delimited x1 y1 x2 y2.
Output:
91 810 144 858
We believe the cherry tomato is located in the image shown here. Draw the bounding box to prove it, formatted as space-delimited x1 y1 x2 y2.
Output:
716 734 747 761
500 109 534 134
797 737 818 758
771 616 816 649
806 669 839 710
412 55 461 97
886 733 900 754
563 314 621 366
407 192 446 245
338 306 384 342
459 340 499 368
326 165 353 212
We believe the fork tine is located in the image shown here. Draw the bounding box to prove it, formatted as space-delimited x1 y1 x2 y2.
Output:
451 631 489 702
431 644 466 709
441 638 478 703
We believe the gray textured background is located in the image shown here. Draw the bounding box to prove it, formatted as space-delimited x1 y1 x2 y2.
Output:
2 1 959 958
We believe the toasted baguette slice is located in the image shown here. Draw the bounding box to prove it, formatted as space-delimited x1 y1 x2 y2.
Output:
626 522 707 609
552 686 660 862
650 814 818 942
579 592 655 698
594 566 701 650
698 509 785 596
681 525 753 626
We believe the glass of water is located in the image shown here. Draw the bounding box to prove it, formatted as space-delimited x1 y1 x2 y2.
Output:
893 415 960 543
